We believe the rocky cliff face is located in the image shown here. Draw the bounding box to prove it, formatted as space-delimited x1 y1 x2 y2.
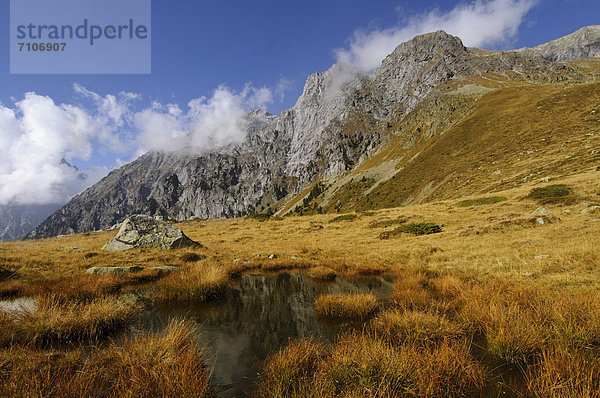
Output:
26 27 600 239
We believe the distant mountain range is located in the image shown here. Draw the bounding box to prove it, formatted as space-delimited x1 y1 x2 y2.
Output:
23 26 600 239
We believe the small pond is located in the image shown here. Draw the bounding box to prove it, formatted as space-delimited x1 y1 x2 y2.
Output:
135 272 394 397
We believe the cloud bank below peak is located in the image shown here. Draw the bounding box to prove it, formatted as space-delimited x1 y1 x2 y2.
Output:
334 0 538 72
0 83 275 206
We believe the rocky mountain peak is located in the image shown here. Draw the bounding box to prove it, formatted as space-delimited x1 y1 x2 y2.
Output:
522 25 600 61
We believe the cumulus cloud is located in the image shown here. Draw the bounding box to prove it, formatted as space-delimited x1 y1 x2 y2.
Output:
0 93 110 205
0 82 275 206
335 0 538 71
133 84 272 153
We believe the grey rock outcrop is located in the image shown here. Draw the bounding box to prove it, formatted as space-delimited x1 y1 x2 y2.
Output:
101 214 200 251
25 27 600 239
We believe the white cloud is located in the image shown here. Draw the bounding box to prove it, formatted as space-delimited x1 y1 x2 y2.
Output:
0 82 274 206
134 84 272 153
275 77 292 103
335 0 538 71
0 93 108 205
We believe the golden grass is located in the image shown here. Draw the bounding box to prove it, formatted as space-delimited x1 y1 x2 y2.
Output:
371 309 462 344
459 281 600 364
258 338 327 397
0 295 142 346
259 333 487 398
0 319 214 398
527 347 600 398
0 165 599 395
156 263 229 301
314 293 379 320
307 266 337 281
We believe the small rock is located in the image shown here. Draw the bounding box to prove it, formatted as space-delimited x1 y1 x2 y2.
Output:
540 177 550 183
492 170 502 176
268 254 278 260
519 240 534 244
562 210 572 214
150 266 178 272
536 217 545 225
581 206 600 214
233 258 241 263
290 256 300 260
85 266 144 275
532 207 549 215
535 255 551 260
55 246 87 252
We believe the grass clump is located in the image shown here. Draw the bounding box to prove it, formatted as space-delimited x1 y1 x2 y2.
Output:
1 295 142 346
329 213 359 223
259 338 326 397
371 309 462 344
314 293 378 320
28 274 123 301
527 347 600 398
456 196 507 207
261 333 486 397
157 264 228 301
368 217 408 229
179 252 206 263
526 184 576 205
0 281 24 299
307 266 337 281
0 319 214 398
390 275 433 311
385 222 442 237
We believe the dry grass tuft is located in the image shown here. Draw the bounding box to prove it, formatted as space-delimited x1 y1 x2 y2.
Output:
1 295 142 346
156 263 228 301
307 266 337 281
527 347 600 398
0 319 214 398
389 273 435 312
0 281 24 299
262 333 487 398
314 293 379 320
259 338 327 397
371 309 462 344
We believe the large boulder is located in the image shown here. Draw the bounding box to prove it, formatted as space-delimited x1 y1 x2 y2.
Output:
102 215 201 251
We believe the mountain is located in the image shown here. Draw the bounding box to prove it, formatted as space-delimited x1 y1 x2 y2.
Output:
0 204 60 241
519 25 600 61
26 27 600 239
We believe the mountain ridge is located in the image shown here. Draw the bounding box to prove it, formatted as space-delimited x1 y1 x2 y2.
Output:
25 27 600 239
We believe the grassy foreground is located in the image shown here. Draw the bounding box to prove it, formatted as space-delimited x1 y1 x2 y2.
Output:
0 169 598 396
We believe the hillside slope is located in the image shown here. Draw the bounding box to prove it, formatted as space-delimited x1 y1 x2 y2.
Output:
292 59 600 214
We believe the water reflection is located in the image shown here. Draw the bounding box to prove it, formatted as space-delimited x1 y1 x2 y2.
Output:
138 272 394 397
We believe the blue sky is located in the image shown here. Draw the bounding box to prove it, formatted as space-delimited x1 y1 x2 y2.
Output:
0 0 599 206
